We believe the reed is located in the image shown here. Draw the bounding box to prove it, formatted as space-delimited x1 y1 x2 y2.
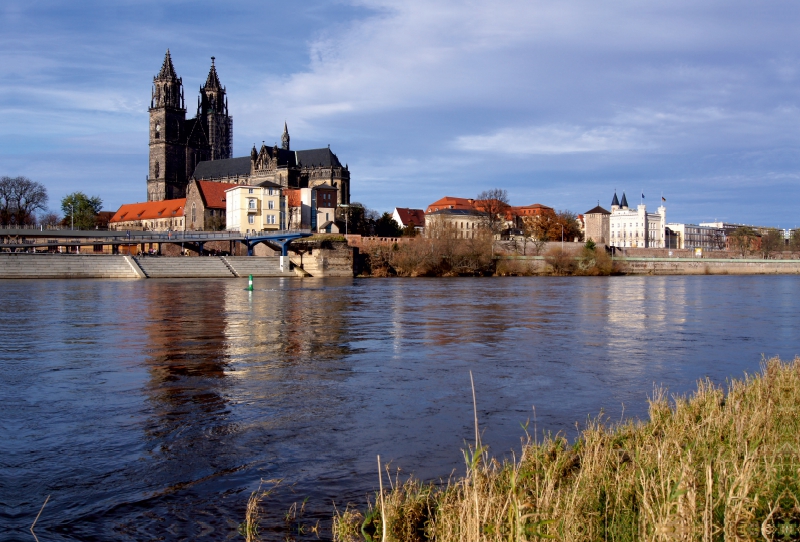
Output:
335 356 800 541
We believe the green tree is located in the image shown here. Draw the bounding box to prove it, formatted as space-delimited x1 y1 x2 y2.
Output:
339 202 378 236
401 223 419 237
730 226 757 257
375 212 403 238
0 176 48 225
61 192 103 230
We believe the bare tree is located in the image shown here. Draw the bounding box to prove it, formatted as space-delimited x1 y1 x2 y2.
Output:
0 176 49 226
475 188 510 235
760 229 784 259
711 229 727 250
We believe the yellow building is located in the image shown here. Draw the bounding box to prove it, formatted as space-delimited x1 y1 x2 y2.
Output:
225 182 284 234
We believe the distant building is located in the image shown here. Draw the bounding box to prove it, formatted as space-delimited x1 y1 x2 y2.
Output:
146 50 351 206
424 196 555 236
608 192 666 248
284 185 341 233
583 204 611 244
392 208 425 232
185 180 242 231
666 223 725 251
425 208 484 239
225 183 285 235
109 199 186 231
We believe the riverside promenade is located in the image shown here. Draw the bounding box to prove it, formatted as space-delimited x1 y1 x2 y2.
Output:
0 253 290 278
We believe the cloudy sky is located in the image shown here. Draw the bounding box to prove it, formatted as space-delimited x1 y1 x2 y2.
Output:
1 0 799 226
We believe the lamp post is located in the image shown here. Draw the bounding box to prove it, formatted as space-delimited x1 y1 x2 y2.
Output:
69 204 74 231
338 204 350 235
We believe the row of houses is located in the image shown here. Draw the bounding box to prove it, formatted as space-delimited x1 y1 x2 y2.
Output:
109 179 343 234
584 191 789 251
391 197 558 239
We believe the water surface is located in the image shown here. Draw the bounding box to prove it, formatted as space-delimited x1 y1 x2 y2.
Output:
2 276 799 541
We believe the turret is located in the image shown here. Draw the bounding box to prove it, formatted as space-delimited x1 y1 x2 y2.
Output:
620 192 629 210
611 192 620 212
281 122 290 150
199 56 232 160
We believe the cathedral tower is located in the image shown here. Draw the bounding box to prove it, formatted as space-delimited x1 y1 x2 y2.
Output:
148 50 188 201
198 57 232 161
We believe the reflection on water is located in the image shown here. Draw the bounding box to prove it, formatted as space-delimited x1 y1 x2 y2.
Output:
1 276 799 541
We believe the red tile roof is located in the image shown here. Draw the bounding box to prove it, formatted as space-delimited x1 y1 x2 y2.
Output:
394 207 425 227
425 196 476 213
196 180 243 209
110 199 186 223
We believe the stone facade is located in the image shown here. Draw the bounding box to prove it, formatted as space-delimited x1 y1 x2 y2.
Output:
146 51 350 208
148 51 232 202
583 205 610 244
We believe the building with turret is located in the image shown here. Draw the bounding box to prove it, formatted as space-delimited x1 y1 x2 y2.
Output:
607 191 666 248
146 51 350 207
148 51 232 201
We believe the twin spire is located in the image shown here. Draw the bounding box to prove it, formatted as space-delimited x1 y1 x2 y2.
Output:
204 56 222 90
611 191 629 209
156 49 179 81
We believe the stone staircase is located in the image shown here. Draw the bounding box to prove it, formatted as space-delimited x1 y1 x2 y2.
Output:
223 256 285 277
0 253 140 279
132 256 235 278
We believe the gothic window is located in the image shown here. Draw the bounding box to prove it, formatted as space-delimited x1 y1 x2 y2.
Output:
191 203 196 224
154 161 160 178
155 122 160 139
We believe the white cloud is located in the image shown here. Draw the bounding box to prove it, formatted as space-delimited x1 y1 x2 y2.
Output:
453 125 647 155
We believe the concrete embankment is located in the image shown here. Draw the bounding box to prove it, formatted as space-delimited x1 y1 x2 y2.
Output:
495 255 800 275
0 254 289 279
617 257 800 275
0 251 357 279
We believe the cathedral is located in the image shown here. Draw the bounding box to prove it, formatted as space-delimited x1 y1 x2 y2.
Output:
147 51 350 205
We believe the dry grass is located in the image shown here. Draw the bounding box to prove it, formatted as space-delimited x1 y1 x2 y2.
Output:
335 357 800 541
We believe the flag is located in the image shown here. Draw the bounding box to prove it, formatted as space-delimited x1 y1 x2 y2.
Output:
662 196 666 202
642 193 645 198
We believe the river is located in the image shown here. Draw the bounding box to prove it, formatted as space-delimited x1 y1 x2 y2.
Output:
2 276 799 541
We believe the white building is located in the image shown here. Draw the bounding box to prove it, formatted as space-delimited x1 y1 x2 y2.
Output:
608 192 666 248
225 182 285 235
286 185 340 233
667 223 725 250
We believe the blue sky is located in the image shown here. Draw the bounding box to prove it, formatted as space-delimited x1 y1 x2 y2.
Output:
1 0 799 226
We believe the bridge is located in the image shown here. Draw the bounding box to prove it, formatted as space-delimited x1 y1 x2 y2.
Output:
0 228 313 260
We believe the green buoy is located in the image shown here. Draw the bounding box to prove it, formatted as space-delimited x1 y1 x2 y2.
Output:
248 274 253 291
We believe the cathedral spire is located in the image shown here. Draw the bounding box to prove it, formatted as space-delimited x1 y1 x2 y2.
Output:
203 56 222 90
281 122 290 150
152 49 183 110
157 49 179 82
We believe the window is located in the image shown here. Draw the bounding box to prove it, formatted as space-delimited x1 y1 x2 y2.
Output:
248 215 255 224
191 203 196 223
248 188 254 194
267 215 276 225
268 188 274 196
248 199 257 210
268 200 274 210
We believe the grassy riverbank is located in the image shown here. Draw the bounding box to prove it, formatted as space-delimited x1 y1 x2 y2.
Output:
330 357 800 542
